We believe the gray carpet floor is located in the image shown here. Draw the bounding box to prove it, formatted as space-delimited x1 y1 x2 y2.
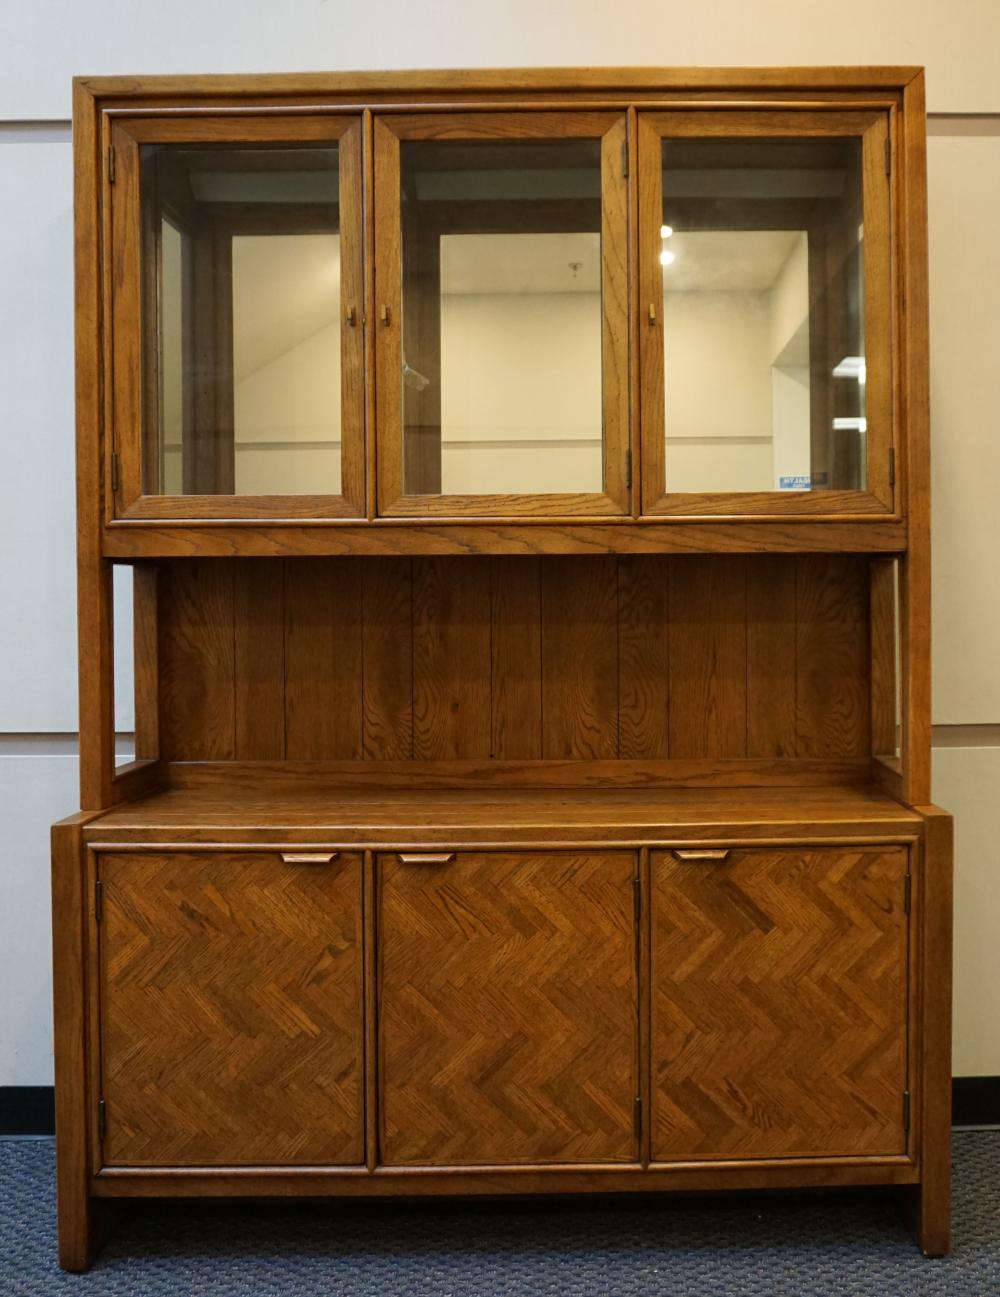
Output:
1 1132 998 1295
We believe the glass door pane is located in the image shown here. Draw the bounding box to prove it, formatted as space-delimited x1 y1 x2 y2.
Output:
399 138 605 496
659 136 866 495
140 142 343 496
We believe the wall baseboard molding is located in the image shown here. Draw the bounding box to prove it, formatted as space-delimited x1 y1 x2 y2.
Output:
1 1080 998 1138
0 1087 55 1135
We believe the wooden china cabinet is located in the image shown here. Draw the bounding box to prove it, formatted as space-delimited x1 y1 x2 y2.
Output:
54 67 951 1270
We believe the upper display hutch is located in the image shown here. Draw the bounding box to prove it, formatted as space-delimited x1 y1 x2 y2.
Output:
81 66 924 554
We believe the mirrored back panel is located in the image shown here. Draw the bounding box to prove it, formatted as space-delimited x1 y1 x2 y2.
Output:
659 136 866 496
139 142 343 496
399 138 605 497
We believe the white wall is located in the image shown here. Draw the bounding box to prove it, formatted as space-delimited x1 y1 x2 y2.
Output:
440 292 603 495
1 6 999 1086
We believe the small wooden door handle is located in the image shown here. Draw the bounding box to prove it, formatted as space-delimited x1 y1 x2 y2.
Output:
397 853 456 865
672 849 731 863
280 852 339 865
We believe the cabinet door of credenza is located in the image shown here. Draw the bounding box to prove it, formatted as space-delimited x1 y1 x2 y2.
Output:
378 850 639 1166
97 850 364 1166
651 844 909 1161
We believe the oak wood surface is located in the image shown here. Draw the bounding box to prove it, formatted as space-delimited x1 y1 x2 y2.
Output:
651 844 909 1160
83 782 921 839
52 814 108 1270
99 850 365 1166
59 68 942 1264
78 68 922 102
152 554 873 766
101 519 910 559
378 851 638 1164
906 804 953 1255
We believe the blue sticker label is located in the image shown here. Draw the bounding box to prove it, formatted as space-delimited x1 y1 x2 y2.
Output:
779 473 828 490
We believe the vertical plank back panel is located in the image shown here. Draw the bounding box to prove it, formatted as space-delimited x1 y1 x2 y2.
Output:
540 557 619 759
413 558 492 759
796 555 871 757
285 558 364 760
234 560 285 760
491 558 543 760
155 553 872 767
362 558 414 759
870 557 899 756
159 560 235 759
668 557 748 759
747 557 797 758
618 556 670 759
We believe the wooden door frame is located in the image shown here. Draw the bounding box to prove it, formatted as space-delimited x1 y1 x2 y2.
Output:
637 107 895 518
373 110 631 519
106 113 367 521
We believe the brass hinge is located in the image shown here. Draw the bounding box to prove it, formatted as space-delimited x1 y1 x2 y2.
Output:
888 447 896 488
110 452 120 494
108 145 115 184
95 879 103 923
885 136 891 177
634 1095 642 1140
904 872 912 915
622 136 628 179
97 1099 107 1142
903 1090 911 1133
624 448 633 490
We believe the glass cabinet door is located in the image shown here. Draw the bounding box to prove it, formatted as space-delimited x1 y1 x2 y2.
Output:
373 112 630 517
637 110 893 516
109 116 365 518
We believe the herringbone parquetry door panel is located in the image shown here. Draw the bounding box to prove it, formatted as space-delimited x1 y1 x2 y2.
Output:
379 851 638 1165
99 851 364 1166
651 845 909 1161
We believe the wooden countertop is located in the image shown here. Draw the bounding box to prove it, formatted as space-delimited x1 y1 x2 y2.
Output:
85 782 921 845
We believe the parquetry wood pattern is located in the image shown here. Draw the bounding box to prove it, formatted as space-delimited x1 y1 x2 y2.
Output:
378 851 638 1165
99 851 365 1166
650 845 909 1161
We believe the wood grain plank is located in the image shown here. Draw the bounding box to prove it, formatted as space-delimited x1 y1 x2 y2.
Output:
747 557 797 758
796 555 870 757
618 556 670 759
541 557 619 759
412 558 492 759
668 557 747 759
870 557 899 756
132 564 159 761
490 558 542 760
362 558 413 759
234 560 285 760
285 558 364 760
158 560 235 759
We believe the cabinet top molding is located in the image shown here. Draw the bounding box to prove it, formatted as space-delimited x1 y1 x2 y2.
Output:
75 66 924 102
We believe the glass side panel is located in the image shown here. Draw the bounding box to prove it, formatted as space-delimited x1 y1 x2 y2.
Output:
140 143 342 496
660 137 866 494
399 138 604 496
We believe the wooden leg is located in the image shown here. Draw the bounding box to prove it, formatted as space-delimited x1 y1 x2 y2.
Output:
904 807 954 1257
56 1189 114 1273
52 817 107 1272
903 1172 951 1258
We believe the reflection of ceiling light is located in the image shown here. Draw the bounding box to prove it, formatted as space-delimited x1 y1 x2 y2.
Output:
660 249 675 266
833 355 866 385
833 417 867 432
660 223 673 238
